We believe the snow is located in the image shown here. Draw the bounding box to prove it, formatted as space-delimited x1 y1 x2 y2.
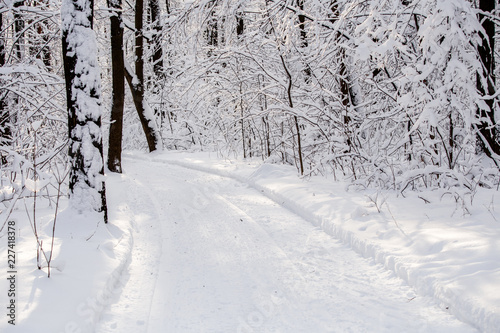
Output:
0 151 498 332
62 0 106 214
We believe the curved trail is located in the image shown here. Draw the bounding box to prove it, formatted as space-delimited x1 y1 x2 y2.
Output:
97 158 475 332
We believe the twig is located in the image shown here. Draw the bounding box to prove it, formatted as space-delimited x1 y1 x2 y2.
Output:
385 202 410 240
418 196 430 204
484 196 497 222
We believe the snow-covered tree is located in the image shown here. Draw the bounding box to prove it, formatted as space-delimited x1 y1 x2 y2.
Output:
0 0 67 221
476 0 500 161
62 0 108 221
97 0 500 190
123 0 162 152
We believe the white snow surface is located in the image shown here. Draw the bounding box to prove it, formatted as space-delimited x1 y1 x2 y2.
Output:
1 151 498 332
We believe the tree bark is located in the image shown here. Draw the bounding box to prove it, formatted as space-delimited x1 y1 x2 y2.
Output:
107 0 125 173
330 1 355 151
330 1 350 110
296 0 307 48
206 0 218 49
476 0 500 160
296 0 312 80
124 63 162 152
126 0 161 152
62 0 108 222
280 54 304 175
136 0 144 86
0 12 10 164
32 0 51 68
13 0 24 61
236 11 244 36
149 0 163 78
0 14 4 67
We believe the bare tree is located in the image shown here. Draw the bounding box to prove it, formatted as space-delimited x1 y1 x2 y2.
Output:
124 0 162 152
107 0 125 173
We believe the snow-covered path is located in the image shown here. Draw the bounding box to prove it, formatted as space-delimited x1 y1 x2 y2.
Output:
96 158 476 333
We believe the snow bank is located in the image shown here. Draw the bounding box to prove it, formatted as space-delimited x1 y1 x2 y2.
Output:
0 172 134 333
142 150 500 333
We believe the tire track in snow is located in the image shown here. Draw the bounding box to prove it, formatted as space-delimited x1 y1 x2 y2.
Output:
104 158 476 333
96 174 163 333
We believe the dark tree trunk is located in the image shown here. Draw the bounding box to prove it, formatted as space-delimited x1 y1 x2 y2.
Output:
33 0 51 68
125 0 161 152
6 1 24 147
107 0 125 173
136 0 144 87
330 1 349 110
207 18 218 47
149 0 163 78
236 11 244 36
124 64 161 152
280 54 304 175
330 1 355 150
206 1 218 48
296 0 307 47
294 0 308 174
147 0 165 127
296 0 311 78
13 0 24 61
62 0 108 222
236 10 246 157
0 14 4 67
0 12 10 164
476 0 500 160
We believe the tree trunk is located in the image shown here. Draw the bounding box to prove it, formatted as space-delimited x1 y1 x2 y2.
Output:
296 0 311 78
476 0 500 160
0 12 10 164
124 64 162 152
62 0 108 222
236 11 244 36
236 10 246 157
136 0 144 87
330 1 350 110
296 0 307 47
0 14 4 67
280 54 304 175
32 0 51 68
149 0 163 78
206 0 218 49
126 0 161 152
330 1 355 151
13 0 24 61
107 0 125 173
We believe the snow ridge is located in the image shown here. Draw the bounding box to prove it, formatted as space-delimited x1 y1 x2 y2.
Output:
86 225 134 332
140 152 499 333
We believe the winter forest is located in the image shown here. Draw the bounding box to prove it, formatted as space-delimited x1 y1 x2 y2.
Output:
1 0 500 332
0 0 499 217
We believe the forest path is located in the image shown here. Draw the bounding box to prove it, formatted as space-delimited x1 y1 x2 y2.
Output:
96 157 475 333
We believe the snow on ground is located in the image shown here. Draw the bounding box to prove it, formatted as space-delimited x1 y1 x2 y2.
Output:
96 156 474 333
0 150 498 332
144 151 500 332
